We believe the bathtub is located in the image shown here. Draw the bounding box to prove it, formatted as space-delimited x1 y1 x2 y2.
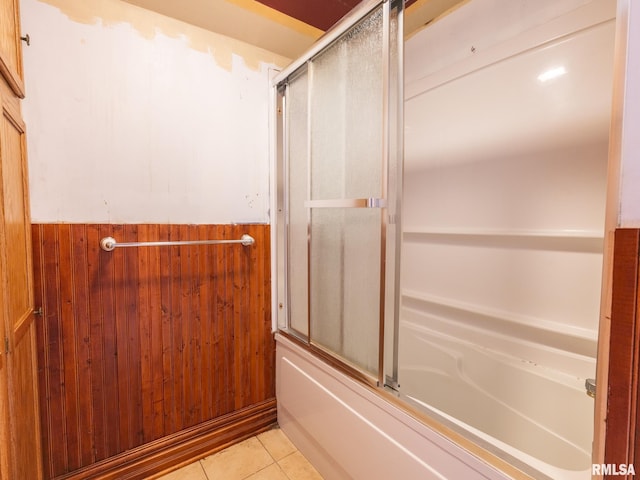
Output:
398 304 594 480
276 333 517 480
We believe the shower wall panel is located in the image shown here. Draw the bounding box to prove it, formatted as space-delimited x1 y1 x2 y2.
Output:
398 1 614 476
31 223 275 480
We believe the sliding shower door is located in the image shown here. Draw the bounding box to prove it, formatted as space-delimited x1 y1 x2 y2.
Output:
274 0 403 383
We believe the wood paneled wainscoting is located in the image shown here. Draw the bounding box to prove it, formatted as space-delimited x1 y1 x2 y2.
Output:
605 228 640 476
31 224 275 480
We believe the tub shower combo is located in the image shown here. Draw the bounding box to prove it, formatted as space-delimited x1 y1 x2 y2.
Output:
272 0 613 478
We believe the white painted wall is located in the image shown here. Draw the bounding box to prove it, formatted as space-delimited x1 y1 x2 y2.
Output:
617 0 640 226
21 0 289 224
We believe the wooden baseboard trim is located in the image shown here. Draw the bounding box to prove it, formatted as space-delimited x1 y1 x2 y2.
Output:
54 399 277 480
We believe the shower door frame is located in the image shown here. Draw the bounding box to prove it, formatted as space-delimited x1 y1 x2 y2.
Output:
271 0 404 388
269 0 640 476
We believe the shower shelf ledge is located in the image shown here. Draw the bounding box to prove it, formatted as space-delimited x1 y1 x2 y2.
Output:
402 227 604 239
402 228 604 253
401 289 598 358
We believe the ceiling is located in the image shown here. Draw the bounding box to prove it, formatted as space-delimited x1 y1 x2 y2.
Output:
255 0 367 31
122 0 463 59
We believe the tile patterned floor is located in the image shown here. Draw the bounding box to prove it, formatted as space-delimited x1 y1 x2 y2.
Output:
156 427 324 480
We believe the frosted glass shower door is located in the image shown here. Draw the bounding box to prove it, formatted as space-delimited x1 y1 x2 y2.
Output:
274 0 403 382
307 7 385 376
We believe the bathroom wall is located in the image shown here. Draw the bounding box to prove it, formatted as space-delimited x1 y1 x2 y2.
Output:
32 223 274 479
402 0 615 372
617 0 640 227
21 0 287 224
400 0 613 476
20 0 285 477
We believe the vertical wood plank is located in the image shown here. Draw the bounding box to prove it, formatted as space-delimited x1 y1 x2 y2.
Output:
133 226 143 444
138 224 153 444
159 224 174 435
124 224 143 447
200 225 213 421
257 224 271 397
243 225 252 408
249 224 262 405
112 224 131 452
606 228 639 472
100 223 120 458
263 225 275 398
223 224 235 414
233 224 243 409
264 226 275 398
170 224 184 432
212 224 225 418
191 225 203 426
181 224 194 428
71 224 94 466
86 224 107 462
31 225 53 479
58 224 81 472
43 223 68 475
148 224 164 441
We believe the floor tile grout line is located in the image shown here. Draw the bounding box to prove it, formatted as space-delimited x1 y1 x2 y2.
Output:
257 429 300 464
276 457 297 480
241 435 278 480
246 431 300 480
158 429 322 480
239 459 289 480
197 458 211 480
277 463 294 480
257 433 280 465
255 430 299 480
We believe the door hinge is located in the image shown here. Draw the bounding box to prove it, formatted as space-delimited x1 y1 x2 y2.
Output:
34 307 43 316
4 337 8 354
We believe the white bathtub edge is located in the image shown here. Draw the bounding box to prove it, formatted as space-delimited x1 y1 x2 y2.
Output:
276 333 523 480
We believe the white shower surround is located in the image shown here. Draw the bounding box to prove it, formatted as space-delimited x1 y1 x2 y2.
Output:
276 0 619 478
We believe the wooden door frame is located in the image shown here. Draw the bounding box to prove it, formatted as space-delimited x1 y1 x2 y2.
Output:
603 229 640 476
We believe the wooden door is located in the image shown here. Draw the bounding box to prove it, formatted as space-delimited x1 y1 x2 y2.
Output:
0 84 42 479
0 0 43 478
0 0 25 99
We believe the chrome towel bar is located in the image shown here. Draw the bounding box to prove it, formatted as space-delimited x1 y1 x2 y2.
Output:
100 234 255 252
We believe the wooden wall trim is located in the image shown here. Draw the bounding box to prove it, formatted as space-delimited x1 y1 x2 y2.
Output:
53 399 276 480
605 228 640 474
